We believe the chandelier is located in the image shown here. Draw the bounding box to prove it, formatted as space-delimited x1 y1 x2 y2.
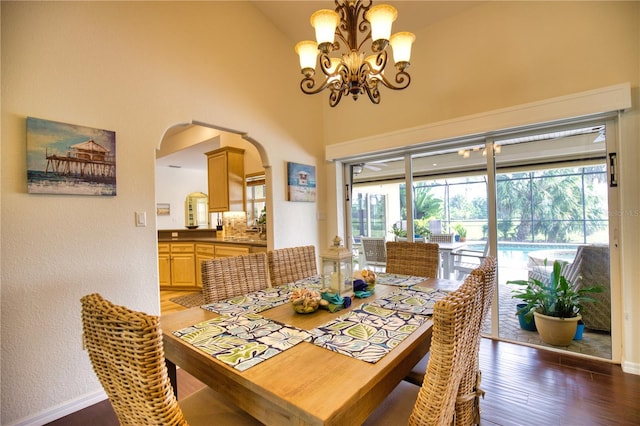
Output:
295 0 415 107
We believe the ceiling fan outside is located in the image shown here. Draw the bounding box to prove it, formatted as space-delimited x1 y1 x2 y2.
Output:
353 161 388 175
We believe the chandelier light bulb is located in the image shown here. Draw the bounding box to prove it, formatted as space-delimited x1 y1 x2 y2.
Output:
366 4 397 50
295 40 319 75
326 57 342 83
389 31 415 67
311 9 340 52
365 55 383 73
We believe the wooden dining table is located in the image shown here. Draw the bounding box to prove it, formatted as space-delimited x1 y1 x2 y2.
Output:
161 277 461 426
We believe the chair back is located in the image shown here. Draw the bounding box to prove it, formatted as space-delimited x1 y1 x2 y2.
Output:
454 256 497 425
409 272 484 425
267 245 317 286
452 242 490 279
81 293 187 426
360 237 387 268
202 252 271 303
386 241 440 278
575 245 610 331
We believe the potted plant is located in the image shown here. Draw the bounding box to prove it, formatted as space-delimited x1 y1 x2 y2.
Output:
414 218 432 241
453 224 467 242
390 223 407 241
508 260 603 346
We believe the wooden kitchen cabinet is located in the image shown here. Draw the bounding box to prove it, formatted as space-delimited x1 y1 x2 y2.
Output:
215 244 250 258
158 243 171 287
170 243 196 287
159 242 196 289
206 147 245 212
159 241 261 290
195 243 215 288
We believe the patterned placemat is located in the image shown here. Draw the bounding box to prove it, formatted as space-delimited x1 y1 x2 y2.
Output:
201 287 293 315
173 313 312 371
369 288 450 316
285 275 323 289
375 273 429 287
310 304 427 363
201 277 323 315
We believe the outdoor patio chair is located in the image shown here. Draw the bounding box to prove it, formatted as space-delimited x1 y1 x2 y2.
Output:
451 242 490 280
364 271 485 425
267 245 318 286
80 293 262 425
386 241 440 278
360 237 387 271
528 244 610 332
202 252 271 303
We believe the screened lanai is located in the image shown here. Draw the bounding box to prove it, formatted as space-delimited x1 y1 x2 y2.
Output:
346 120 615 360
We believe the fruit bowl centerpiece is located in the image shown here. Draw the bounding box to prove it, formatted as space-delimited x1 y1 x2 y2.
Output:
289 288 323 314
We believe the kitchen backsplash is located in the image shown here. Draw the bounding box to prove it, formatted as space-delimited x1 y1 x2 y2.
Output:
158 211 264 240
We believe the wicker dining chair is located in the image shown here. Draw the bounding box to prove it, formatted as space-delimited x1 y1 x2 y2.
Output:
386 241 440 278
267 245 318 286
401 256 496 425
364 272 484 425
455 256 497 425
80 293 262 426
201 252 271 304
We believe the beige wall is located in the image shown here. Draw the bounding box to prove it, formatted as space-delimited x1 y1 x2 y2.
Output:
1 1 639 424
1 2 322 424
322 1 639 144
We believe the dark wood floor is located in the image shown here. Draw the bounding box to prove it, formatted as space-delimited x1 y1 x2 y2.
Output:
48 338 640 425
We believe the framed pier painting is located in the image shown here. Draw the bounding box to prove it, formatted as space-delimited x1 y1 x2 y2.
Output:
287 162 316 202
26 117 116 196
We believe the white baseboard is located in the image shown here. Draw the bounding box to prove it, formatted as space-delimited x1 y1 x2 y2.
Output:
622 360 640 375
6 389 107 426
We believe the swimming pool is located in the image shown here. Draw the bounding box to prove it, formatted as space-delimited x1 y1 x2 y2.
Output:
465 242 580 268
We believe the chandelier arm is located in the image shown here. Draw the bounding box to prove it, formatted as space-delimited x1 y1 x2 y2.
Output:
377 70 412 91
363 82 381 104
329 89 344 107
299 76 335 95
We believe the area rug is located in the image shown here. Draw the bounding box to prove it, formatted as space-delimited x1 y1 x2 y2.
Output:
170 292 204 308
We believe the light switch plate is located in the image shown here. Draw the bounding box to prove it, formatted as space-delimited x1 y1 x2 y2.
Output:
135 211 147 227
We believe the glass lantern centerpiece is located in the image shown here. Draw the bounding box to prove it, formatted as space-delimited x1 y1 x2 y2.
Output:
321 236 354 296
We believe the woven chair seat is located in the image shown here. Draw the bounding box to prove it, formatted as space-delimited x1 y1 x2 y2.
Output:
386 241 440 278
80 293 261 425
267 245 318 286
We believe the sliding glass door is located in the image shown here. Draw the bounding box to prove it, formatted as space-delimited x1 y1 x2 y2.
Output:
491 123 613 358
345 118 617 360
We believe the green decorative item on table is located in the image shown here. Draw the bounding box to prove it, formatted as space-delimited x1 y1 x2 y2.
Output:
290 288 325 314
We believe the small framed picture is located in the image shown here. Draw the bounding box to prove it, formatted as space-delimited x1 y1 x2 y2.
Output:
156 203 170 216
287 162 316 202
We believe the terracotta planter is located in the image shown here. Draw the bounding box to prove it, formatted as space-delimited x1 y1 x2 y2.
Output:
533 312 581 346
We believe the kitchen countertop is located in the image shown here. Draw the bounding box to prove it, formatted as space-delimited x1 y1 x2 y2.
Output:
158 229 267 247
